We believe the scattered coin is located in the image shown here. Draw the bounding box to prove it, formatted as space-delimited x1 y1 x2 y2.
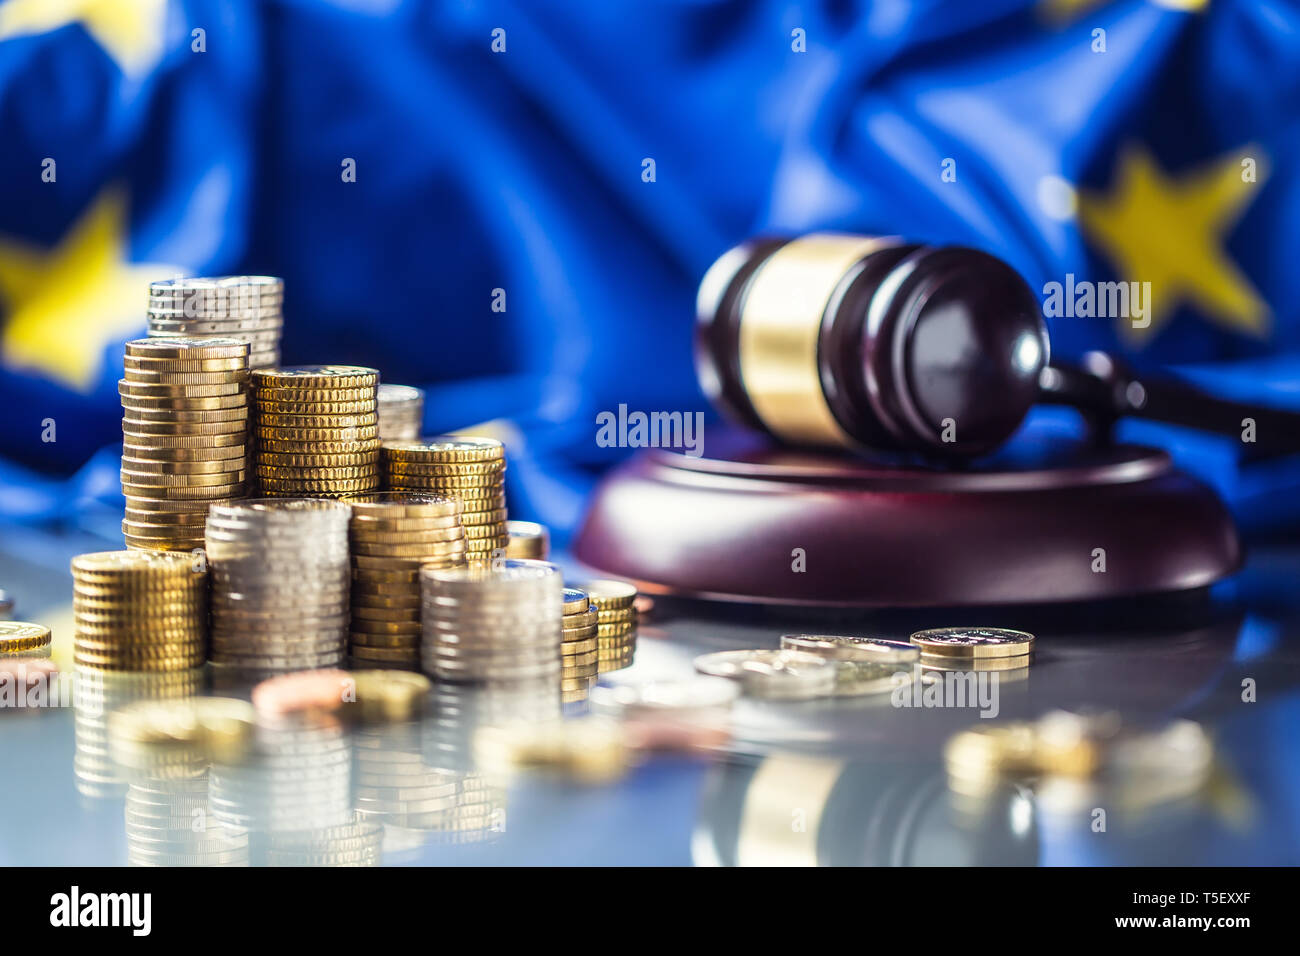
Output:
693 649 836 700
909 626 1035 660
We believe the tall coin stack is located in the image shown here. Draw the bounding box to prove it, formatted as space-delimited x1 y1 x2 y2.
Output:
205 499 351 674
376 384 424 440
344 492 467 671
120 338 250 552
147 276 284 369
420 559 562 683
579 579 639 673
383 437 507 566
560 589 599 702
71 551 208 672
252 366 381 498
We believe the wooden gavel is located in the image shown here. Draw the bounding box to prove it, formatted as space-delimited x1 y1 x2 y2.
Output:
695 233 1300 459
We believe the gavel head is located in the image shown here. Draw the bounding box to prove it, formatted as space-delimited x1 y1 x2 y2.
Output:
695 234 1048 459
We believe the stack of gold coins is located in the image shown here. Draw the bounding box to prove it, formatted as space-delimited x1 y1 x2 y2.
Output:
382 437 507 565
147 276 284 369
0 621 52 659
420 559 561 683
560 589 599 702
578 579 638 673
505 520 549 560
343 492 467 671
376 384 424 440
71 551 207 672
252 366 381 498
205 499 351 674
120 337 250 552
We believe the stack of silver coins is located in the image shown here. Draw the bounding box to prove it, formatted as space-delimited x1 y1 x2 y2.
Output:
125 777 250 867
205 499 350 673
420 559 563 683
147 276 284 369
376 384 424 440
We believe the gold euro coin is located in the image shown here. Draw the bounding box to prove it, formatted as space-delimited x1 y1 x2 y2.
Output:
381 437 504 462
580 579 637 610
909 627 1035 660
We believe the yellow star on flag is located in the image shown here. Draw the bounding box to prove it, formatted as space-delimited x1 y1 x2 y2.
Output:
0 189 177 391
1077 144 1269 345
0 0 169 77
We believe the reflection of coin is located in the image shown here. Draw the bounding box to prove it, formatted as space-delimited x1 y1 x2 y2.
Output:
909 627 1035 660
780 634 919 665
692 649 835 700
592 677 739 715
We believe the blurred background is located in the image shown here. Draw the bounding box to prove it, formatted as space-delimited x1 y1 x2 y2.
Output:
1 0 1298 544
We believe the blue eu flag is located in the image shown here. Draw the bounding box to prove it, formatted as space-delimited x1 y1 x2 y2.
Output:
0 0 1297 537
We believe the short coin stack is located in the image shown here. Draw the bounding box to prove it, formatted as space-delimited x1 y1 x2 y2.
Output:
148 276 284 369
420 559 562 683
252 366 381 498
71 551 207 672
344 492 467 671
579 579 638 673
383 437 507 566
911 627 1034 682
120 338 250 552
205 499 351 673
0 621 52 659
376 384 424 440
560 589 599 701
505 520 549 560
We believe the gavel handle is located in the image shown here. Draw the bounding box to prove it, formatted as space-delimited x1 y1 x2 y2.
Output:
1039 352 1300 458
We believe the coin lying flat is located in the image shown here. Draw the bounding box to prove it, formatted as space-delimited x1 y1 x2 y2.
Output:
909 627 1035 660
0 621 52 655
780 634 920 664
693 649 835 700
109 697 256 767
347 670 432 722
